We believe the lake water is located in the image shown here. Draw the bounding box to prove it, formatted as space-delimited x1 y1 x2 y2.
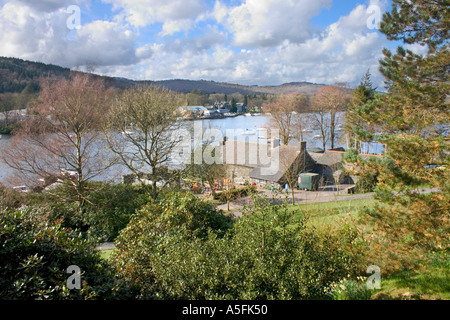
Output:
0 114 383 187
195 113 355 149
0 135 14 186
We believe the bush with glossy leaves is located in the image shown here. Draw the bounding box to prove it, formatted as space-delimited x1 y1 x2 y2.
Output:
0 208 132 299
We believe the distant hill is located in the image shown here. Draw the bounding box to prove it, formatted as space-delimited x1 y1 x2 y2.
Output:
251 82 328 95
0 56 327 95
0 57 70 93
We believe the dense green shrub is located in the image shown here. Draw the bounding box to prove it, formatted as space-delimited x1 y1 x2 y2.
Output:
112 193 360 300
26 182 150 242
111 192 234 298
0 208 131 299
82 182 150 241
0 124 19 135
355 171 379 193
0 184 27 209
342 148 382 194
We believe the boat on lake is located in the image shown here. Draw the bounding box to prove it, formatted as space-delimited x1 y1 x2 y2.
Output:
242 129 256 135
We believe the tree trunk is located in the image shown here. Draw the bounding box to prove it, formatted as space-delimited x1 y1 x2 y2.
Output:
76 131 84 212
291 186 295 205
76 179 85 212
330 112 336 150
152 180 158 201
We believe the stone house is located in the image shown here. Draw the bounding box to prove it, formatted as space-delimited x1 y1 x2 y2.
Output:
309 149 382 186
222 139 316 188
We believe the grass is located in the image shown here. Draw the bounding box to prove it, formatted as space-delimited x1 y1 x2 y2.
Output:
287 199 449 300
372 251 450 300
286 198 377 227
100 249 115 261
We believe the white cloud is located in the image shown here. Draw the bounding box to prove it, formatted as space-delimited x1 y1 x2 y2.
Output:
0 2 138 69
66 20 138 67
404 43 429 56
0 3 60 60
2 0 86 12
215 0 332 47
159 19 192 37
160 25 227 55
126 1 385 85
102 0 207 33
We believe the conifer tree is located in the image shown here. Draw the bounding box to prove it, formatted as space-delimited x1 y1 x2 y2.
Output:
344 71 379 152
358 0 449 271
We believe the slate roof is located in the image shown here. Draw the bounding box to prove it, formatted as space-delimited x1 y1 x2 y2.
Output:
222 140 274 168
249 145 303 182
222 141 384 183
222 140 305 183
309 151 344 167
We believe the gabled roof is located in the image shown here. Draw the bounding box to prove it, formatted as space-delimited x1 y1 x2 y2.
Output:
249 167 285 183
249 144 303 183
309 151 343 167
222 140 277 168
310 150 382 172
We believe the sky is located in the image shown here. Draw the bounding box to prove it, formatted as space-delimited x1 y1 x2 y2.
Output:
0 0 419 88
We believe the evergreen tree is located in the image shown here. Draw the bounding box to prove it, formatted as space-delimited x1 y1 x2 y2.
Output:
344 71 379 152
230 97 237 113
359 0 449 272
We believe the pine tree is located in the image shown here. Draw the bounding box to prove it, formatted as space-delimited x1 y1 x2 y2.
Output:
344 71 379 152
359 0 449 272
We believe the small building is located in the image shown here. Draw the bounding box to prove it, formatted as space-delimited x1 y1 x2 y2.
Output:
236 103 246 113
309 149 381 185
221 138 383 191
178 106 210 118
297 173 320 191
222 139 316 188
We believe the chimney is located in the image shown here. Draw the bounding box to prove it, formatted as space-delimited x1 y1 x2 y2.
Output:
299 141 307 153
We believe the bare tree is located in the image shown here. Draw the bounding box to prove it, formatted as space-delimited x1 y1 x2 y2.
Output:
291 111 312 143
105 85 184 201
183 137 227 196
279 144 309 205
2 74 114 209
312 85 349 150
264 94 309 145
311 109 330 151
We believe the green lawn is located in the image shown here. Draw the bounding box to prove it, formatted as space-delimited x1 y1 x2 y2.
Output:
288 199 449 300
372 251 450 300
287 198 377 228
100 249 115 261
